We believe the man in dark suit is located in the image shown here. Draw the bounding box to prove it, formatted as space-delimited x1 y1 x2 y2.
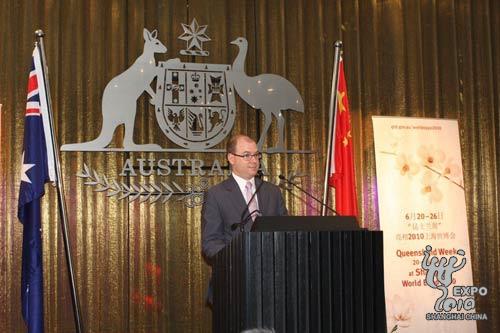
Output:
201 134 288 259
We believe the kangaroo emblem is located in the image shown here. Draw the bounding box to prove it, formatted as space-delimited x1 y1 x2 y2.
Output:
62 29 170 151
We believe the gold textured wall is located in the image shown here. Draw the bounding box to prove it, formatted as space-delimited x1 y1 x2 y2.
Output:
1 0 498 332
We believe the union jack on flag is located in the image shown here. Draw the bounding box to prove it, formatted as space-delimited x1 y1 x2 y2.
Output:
18 46 56 333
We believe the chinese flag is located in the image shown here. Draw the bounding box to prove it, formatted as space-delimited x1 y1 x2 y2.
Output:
328 58 359 217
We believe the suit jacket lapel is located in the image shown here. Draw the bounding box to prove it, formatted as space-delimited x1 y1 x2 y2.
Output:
223 176 248 220
255 177 268 215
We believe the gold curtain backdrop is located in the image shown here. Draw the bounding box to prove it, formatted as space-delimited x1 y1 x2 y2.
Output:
0 0 498 332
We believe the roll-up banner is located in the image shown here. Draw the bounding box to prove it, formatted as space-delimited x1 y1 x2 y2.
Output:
373 116 485 332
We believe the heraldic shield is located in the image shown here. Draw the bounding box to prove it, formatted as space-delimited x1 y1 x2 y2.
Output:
155 61 236 149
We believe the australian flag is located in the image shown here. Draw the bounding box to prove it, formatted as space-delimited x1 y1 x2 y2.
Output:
18 46 55 333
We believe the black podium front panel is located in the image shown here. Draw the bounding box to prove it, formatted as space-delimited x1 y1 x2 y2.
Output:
213 230 386 333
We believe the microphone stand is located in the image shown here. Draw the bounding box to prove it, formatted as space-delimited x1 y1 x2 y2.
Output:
231 209 261 231
279 175 338 215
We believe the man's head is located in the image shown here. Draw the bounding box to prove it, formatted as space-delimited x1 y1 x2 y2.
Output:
227 135 261 180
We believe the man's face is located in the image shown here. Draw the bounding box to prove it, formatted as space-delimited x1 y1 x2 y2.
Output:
228 138 260 180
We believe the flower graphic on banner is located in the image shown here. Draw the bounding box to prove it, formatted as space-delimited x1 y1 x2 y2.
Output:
388 133 413 153
381 141 464 199
387 294 414 332
417 145 445 169
396 153 420 177
421 171 443 203
441 157 462 184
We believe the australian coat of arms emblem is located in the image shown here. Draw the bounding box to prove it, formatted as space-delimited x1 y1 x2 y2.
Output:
155 60 235 149
62 20 304 153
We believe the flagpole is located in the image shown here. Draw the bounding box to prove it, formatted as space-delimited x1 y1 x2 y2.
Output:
321 41 343 216
35 30 84 333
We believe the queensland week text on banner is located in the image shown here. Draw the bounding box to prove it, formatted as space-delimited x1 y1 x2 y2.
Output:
373 116 485 332
18 46 56 333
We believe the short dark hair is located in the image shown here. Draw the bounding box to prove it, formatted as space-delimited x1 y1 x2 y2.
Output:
226 134 254 154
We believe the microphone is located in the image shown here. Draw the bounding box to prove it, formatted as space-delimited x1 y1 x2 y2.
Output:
231 209 261 231
231 179 265 231
278 174 338 215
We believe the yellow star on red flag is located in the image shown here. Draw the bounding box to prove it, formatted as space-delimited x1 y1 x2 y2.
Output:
337 91 346 113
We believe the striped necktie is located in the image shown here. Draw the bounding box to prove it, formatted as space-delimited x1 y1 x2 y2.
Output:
245 181 259 221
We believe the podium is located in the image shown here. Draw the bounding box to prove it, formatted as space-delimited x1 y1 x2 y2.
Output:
212 217 386 333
